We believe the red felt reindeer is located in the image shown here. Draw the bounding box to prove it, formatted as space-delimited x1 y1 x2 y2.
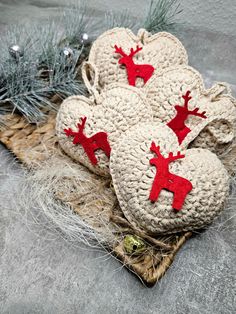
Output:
114 45 154 86
149 142 192 211
167 91 207 144
64 117 111 166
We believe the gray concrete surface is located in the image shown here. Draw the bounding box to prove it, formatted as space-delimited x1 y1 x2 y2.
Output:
1 0 236 36
0 1 236 313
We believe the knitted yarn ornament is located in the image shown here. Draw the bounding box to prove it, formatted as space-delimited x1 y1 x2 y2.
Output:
56 63 153 176
88 27 188 89
145 66 236 155
110 122 229 234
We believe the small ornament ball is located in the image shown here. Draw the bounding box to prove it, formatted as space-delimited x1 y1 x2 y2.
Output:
62 47 74 58
123 234 146 255
9 44 24 59
81 33 89 44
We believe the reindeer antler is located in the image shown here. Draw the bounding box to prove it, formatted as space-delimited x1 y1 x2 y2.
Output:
114 45 127 57
188 107 207 118
129 45 143 58
77 116 87 131
182 90 192 109
150 141 162 157
182 91 207 119
167 151 185 162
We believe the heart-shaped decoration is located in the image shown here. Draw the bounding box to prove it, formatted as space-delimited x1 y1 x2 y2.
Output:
110 122 229 234
88 27 188 89
144 65 236 154
56 83 152 177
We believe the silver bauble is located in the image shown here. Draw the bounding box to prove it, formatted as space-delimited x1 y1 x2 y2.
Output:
9 45 24 59
80 33 89 44
62 47 74 58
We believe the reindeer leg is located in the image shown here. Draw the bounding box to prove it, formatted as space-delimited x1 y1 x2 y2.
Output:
177 126 191 145
83 144 98 166
143 66 154 84
171 178 193 211
149 179 163 202
127 73 136 86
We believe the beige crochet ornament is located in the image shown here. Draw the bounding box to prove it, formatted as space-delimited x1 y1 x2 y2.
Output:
88 27 236 155
56 64 153 177
144 65 236 155
88 27 188 89
110 122 229 234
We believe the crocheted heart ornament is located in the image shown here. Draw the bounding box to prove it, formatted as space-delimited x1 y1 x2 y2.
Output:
56 84 152 177
145 66 236 154
110 123 229 234
88 27 188 89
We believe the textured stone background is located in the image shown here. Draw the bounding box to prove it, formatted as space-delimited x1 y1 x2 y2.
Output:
0 0 236 36
0 1 236 313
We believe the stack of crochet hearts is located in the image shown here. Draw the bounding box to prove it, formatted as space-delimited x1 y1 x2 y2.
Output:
57 27 236 234
56 28 236 281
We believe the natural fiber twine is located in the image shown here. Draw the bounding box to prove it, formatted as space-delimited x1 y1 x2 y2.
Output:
0 113 235 286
